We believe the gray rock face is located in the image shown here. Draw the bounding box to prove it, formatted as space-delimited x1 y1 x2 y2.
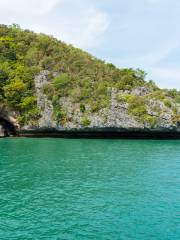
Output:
34 71 56 128
58 88 143 130
131 87 149 96
101 88 143 128
147 99 176 129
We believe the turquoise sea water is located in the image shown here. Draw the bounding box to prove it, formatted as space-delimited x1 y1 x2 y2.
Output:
0 138 179 240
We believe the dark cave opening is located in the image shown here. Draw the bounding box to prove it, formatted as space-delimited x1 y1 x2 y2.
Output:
0 117 16 137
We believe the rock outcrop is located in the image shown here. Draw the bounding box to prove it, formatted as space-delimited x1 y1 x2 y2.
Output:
18 71 180 138
26 72 178 131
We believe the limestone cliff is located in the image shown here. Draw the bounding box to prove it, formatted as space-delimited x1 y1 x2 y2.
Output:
20 70 180 135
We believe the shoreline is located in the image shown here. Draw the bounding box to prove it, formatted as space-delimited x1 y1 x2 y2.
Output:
15 128 180 139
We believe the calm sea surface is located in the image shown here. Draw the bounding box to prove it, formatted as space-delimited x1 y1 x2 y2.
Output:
0 138 179 240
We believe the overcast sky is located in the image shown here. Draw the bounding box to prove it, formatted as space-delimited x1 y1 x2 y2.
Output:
0 0 180 89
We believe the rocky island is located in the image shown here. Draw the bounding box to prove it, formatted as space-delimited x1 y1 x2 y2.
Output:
1 24 180 138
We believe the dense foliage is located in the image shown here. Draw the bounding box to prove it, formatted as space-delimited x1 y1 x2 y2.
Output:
0 24 180 126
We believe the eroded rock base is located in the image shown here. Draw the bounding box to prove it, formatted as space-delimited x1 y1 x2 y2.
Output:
19 128 180 139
